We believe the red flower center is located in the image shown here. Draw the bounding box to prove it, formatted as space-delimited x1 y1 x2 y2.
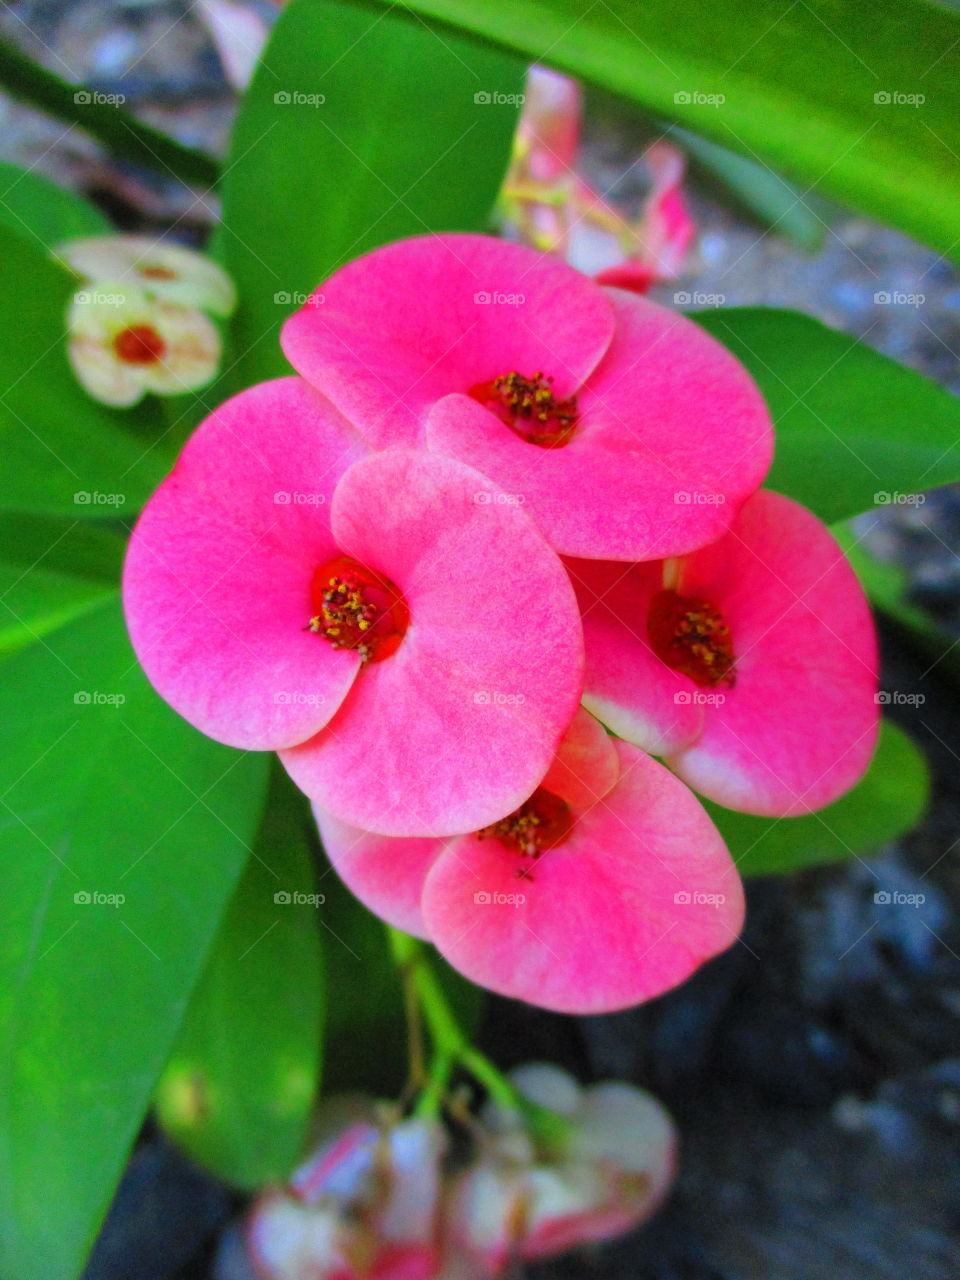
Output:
477 787 574 874
470 371 578 448
139 265 177 280
113 324 167 365
647 588 736 687
306 556 409 664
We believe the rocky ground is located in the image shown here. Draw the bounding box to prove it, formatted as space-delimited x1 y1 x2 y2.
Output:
1 4 958 1278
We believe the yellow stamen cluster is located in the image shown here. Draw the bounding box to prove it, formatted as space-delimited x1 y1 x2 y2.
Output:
307 575 379 662
491 371 577 447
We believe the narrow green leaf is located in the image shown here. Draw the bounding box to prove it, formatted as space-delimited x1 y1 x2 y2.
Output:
676 130 825 252
706 721 929 877
389 0 960 261
219 0 526 385
0 225 177 519
692 308 960 522
0 600 269 1280
0 161 109 252
0 35 218 190
155 767 324 1188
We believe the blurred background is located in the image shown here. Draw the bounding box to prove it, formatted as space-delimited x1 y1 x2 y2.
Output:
2 3 958 1277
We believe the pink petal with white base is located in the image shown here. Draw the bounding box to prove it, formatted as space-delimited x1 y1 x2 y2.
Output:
280 233 615 447
421 740 743 1014
124 378 368 750
281 450 584 837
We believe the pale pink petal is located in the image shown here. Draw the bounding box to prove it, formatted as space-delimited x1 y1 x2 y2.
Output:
421 741 743 1013
281 450 584 837
667 490 879 815
565 556 703 755
425 288 771 560
312 803 440 938
539 706 619 811
123 378 368 749
280 233 615 448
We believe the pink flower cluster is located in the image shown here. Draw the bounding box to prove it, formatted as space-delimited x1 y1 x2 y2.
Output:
245 1066 676 1280
125 232 878 1013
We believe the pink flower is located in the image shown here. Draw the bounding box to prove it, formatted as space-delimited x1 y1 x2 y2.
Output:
248 1107 446 1280
122 376 583 836
446 1063 676 1273
280 233 772 561
314 709 743 1013
498 67 696 292
567 489 879 816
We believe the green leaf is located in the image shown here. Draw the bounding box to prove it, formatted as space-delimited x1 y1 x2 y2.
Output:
389 0 960 261
219 0 526 385
0 224 177 519
155 766 324 1188
0 35 218 190
0 161 109 251
0 599 269 1280
0 515 124 655
705 721 929 877
692 308 960 522
675 130 825 252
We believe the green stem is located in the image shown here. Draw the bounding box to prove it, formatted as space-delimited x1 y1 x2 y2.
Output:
0 36 219 189
387 928 571 1147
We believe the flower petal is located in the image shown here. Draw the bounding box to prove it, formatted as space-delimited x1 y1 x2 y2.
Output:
282 450 584 836
123 378 369 749
566 556 704 755
421 741 743 1013
667 489 879 814
280 233 615 447
59 234 236 315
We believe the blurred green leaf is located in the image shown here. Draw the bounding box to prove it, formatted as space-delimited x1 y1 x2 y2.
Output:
692 308 960 522
0 225 176 520
219 0 526 385
706 721 929 876
0 35 218 189
390 0 960 261
676 130 825 252
155 766 324 1189
0 600 269 1280
0 161 109 251
0 515 124 654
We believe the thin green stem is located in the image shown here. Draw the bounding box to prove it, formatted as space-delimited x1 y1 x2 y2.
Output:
0 36 219 189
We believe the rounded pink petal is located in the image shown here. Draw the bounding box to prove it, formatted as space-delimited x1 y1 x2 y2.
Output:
312 803 441 938
667 490 879 815
421 741 743 1013
281 450 584 837
280 234 615 448
539 706 619 810
565 556 703 754
425 289 772 560
123 377 369 750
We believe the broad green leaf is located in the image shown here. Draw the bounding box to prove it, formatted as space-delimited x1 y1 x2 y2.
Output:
0 161 109 251
0 515 124 654
155 767 324 1188
0 600 269 1280
0 225 177 520
692 308 960 522
676 130 825 252
390 0 960 261
706 721 928 877
219 0 526 385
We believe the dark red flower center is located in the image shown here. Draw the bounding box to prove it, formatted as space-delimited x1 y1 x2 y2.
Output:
477 787 574 875
647 588 736 687
306 556 409 664
470 371 578 448
113 324 167 365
